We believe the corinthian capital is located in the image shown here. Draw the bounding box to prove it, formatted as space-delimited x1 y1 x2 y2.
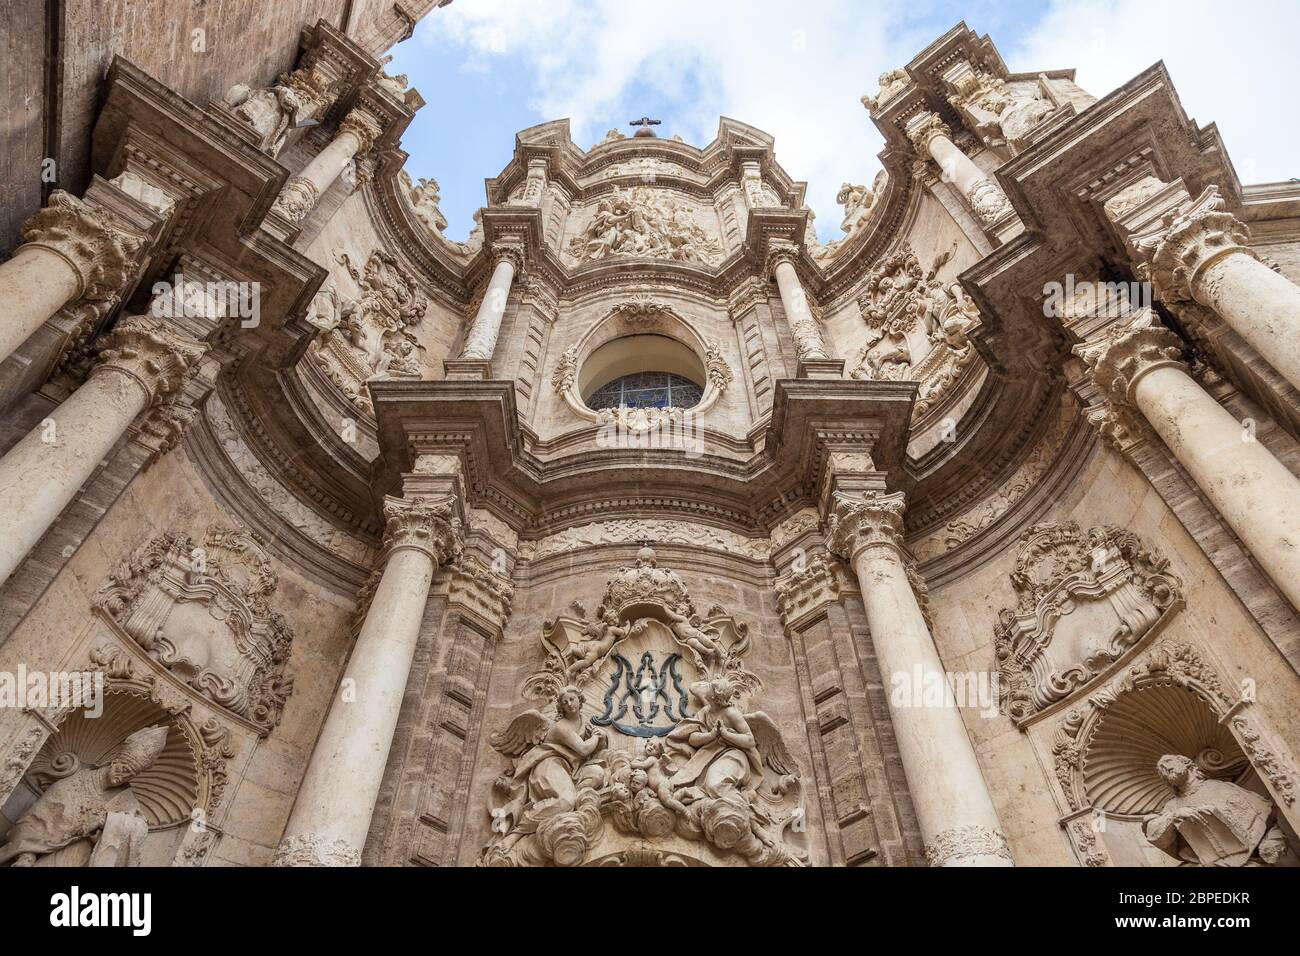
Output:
764 239 802 279
338 108 384 154
381 494 463 566
490 241 526 273
1073 308 1186 407
19 191 145 302
93 315 209 406
1129 185 1255 304
826 490 907 561
905 112 952 155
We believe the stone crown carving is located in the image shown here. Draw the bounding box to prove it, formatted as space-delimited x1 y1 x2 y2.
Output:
994 522 1183 724
94 525 296 733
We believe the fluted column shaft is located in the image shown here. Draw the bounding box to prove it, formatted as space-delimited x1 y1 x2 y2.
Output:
276 496 461 866
0 192 142 365
829 491 1011 866
0 316 207 584
460 253 518 360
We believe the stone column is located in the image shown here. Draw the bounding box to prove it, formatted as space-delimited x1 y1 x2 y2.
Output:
1130 185 1300 394
275 495 462 866
767 242 842 378
271 108 383 224
828 490 1012 866
0 316 207 585
1078 309 1300 613
445 245 523 379
907 112 1012 229
0 191 143 365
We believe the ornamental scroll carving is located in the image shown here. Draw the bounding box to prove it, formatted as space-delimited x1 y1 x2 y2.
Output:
566 186 722 266
994 522 1182 725
850 242 981 419
482 548 806 867
306 249 427 413
93 526 295 734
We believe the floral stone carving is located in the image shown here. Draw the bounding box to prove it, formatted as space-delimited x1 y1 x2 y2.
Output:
94 525 295 733
994 522 1182 724
306 249 428 412
483 548 806 867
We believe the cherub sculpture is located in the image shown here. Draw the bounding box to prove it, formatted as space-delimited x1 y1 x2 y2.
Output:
560 607 632 682
631 738 689 816
483 687 608 866
663 602 723 667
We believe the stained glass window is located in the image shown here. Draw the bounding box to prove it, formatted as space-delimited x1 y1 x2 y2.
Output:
586 372 704 410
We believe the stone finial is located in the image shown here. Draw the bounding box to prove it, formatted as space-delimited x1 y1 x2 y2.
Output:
1073 308 1185 408
93 315 210 406
1128 185 1255 304
826 490 907 561
380 494 463 566
19 191 145 303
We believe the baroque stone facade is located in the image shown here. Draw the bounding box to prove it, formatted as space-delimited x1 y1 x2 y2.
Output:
1 10 1299 875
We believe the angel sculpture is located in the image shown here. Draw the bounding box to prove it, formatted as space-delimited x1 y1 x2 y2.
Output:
560 607 633 682
482 687 608 866
665 677 805 865
631 738 689 816
663 602 724 668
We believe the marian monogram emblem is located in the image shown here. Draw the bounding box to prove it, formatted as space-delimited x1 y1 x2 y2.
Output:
592 651 690 737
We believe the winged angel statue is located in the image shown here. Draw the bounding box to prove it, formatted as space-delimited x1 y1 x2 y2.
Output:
482 548 806 867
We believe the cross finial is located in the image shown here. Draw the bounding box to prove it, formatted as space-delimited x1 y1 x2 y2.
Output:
629 117 661 128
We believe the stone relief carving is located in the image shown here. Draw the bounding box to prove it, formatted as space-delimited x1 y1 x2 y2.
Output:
595 404 684 435
566 186 722 266
482 548 806 867
1143 754 1292 866
517 520 770 563
306 249 428 412
994 522 1182 724
94 525 296 733
704 343 733 391
402 171 448 234
606 293 685 328
0 725 168 867
850 242 981 419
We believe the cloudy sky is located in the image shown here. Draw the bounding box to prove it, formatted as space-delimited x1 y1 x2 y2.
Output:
388 0 1300 243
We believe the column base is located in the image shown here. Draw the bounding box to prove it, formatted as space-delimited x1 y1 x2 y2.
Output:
443 359 493 380
272 832 362 867
797 358 846 379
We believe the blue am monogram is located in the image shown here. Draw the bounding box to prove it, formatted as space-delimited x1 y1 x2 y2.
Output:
591 650 691 737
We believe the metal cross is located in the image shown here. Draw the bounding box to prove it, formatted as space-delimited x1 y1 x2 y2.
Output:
629 117 661 129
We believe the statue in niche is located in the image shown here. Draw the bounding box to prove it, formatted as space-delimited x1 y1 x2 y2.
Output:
491 547 806 866
482 687 609 867
1143 755 1291 867
0 726 168 867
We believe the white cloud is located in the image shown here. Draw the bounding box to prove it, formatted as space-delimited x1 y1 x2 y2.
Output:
1011 0 1300 185
415 1 1300 241
417 0 916 240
